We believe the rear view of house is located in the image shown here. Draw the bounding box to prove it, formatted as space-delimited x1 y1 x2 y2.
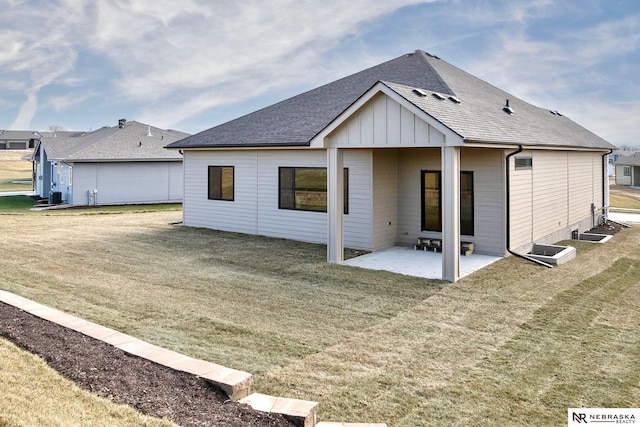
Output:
613 152 640 187
167 50 615 282
32 120 188 206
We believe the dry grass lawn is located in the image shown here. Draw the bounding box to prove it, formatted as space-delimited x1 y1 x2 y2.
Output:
0 150 32 192
0 338 176 427
0 207 639 426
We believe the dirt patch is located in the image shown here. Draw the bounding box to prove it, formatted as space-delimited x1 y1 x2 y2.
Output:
586 220 627 235
610 183 640 201
0 302 295 427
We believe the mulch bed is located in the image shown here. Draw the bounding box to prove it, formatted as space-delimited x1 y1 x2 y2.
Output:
586 219 627 235
0 302 296 427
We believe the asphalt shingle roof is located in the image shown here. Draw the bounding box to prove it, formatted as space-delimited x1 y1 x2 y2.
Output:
40 121 189 161
613 152 640 166
167 50 614 151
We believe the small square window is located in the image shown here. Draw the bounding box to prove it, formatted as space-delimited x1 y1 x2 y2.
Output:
208 166 234 201
515 157 533 170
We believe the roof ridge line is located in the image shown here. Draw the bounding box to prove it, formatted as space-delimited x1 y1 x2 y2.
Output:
413 50 455 96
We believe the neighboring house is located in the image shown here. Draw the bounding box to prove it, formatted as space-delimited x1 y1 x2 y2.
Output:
0 130 41 150
609 149 631 176
32 120 188 205
166 50 615 282
613 152 640 186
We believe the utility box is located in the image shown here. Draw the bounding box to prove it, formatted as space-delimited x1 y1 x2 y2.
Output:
49 191 62 205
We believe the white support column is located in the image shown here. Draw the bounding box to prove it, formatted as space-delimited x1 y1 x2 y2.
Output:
327 147 344 264
441 145 460 282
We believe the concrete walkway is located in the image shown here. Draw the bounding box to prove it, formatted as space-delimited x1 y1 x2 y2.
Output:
608 211 640 224
0 190 35 197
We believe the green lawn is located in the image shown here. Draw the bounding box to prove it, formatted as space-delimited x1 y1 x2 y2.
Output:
0 151 32 192
0 210 638 426
610 194 640 210
0 195 181 215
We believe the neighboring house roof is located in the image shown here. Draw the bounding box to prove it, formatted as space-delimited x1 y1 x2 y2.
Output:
0 130 75 139
0 130 41 140
167 50 615 151
613 152 640 166
38 121 189 162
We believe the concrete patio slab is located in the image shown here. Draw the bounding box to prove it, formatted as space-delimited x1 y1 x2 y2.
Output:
343 246 501 279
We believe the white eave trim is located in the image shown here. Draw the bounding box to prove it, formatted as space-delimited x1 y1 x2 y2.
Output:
310 81 464 148
463 140 613 152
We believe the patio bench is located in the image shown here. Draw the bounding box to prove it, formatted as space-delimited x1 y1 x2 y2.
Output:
414 238 474 256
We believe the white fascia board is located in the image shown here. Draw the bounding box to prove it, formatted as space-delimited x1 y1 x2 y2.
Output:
310 81 464 148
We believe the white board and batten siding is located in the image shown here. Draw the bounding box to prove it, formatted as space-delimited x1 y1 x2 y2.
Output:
182 149 374 250
326 92 445 148
510 150 604 252
72 162 183 206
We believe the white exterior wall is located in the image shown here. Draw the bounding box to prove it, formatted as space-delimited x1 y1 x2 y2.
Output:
510 150 604 252
460 148 505 256
183 151 258 233
182 149 373 249
615 165 631 185
396 148 441 246
372 150 398 250
72 162 182 206
394 147 505 256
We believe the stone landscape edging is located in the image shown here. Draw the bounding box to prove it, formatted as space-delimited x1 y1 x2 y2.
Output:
0 290 386 427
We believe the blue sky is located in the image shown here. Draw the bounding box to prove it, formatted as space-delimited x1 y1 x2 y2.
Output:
1 0 639 147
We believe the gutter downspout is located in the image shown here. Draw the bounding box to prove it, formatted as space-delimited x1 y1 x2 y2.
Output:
505 145 553 268
601 149 613 222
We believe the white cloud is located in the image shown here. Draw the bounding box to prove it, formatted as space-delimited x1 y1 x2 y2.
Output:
560 100 640 147
2 0 433 129
464 6 640 107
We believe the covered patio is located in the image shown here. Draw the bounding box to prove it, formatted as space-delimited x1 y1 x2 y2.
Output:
343 246 501 280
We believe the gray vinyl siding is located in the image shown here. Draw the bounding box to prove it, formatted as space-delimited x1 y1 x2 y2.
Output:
256 151 327 244
396 148 441 246
615 165 631 185
510 152 533 248
394 147 505 256
510 150 604 252
71 162 183 206
182 149 373 249
183 151 258 234
343 150 373 249
372 150 398 250
460 148 505 256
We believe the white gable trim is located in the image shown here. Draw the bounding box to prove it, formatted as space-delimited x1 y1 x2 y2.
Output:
310 82 464 148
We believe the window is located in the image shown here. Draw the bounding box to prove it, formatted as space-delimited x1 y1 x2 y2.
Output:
514 157 533 170
69 166 73 185
421 171 474 235
422 171 441 232
208 166 234 201
460 172 474 235
279 167 348 213
624 166 631 177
